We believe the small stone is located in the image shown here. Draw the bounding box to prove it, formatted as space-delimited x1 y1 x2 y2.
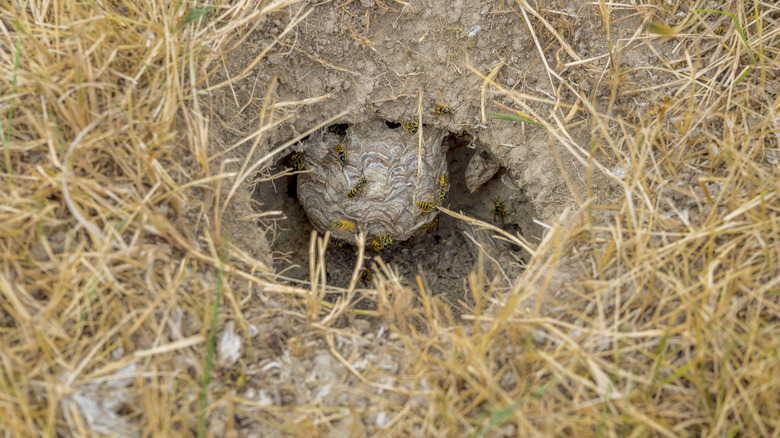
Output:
465 154 500 192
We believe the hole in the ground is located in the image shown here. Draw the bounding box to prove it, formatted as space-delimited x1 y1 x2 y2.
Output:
252 122 542 315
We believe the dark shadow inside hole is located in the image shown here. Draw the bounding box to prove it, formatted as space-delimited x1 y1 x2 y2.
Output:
326 123 349 136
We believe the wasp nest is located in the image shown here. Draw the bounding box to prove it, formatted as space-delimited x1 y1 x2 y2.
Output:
297 120 447 245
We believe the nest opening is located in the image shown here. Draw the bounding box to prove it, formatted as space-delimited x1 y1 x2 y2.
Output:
253 121 541 314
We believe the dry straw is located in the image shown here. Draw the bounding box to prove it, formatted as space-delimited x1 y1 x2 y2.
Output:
0 0 779 436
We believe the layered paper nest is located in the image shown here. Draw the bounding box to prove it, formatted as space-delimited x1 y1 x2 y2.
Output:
297 120 447 243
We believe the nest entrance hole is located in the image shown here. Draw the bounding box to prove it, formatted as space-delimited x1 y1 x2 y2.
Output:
252 123 541 314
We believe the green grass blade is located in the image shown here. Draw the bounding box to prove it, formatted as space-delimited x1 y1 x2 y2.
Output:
474 401 522 437
198 244 226 438
179 6 214 30
487 112 539 125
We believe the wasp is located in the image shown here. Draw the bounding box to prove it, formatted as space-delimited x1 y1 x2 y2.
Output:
372 233 393 252
420 216 439 232
377 233 393 251
455 130 468 137
434 104 454 117
347 175 367 198
492 200 506 219
329 219 355 231
289 152 305 171
417 199 436 212
438 174 448 202
328 123 348 136
360 269 373 283
332 240 349 250
334 144 349 167
714 26 726 36
648 105 661 118
402 121 419 134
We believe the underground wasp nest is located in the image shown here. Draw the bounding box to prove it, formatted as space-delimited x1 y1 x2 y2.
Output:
297 120 447 245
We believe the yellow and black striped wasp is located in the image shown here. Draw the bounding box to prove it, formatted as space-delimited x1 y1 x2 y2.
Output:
347 175 367 198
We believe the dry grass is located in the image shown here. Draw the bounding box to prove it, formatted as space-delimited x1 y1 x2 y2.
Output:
1 0 779 436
